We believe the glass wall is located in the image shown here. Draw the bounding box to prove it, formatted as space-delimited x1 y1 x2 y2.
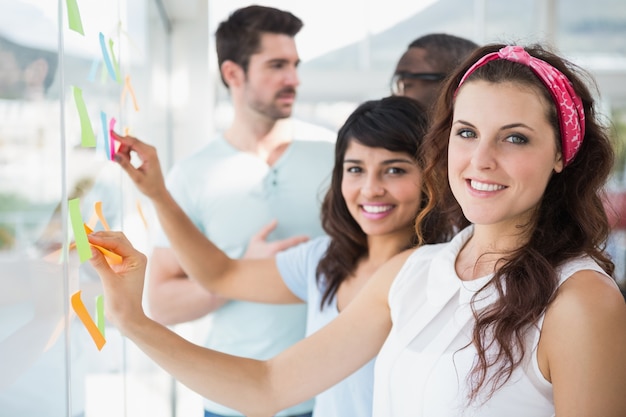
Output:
0 0 173 416
1 1 625 416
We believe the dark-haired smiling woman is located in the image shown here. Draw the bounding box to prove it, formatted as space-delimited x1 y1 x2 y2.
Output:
106 95 440 417
89 44 626 417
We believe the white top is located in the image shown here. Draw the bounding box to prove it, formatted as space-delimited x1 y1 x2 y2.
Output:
373 226 609 417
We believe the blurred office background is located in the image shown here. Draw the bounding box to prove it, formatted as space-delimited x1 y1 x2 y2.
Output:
0 0 625 416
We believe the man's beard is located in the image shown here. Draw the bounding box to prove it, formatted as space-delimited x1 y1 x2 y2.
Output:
248 87 296 120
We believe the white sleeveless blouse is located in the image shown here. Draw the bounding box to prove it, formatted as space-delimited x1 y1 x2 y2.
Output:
373 226 608 417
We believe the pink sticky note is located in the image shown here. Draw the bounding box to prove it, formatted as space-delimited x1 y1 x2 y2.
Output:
109 117 117 160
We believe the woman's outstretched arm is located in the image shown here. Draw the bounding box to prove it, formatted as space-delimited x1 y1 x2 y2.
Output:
88 230 409 416
112 132 306 304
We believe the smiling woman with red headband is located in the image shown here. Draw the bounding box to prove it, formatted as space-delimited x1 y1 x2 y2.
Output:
87 44 626 417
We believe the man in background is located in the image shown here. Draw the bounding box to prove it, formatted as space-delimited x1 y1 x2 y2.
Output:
391 33 478 108
147 6 334 417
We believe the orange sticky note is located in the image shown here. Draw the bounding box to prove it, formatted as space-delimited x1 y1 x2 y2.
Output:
43 242 76 263
84 223 123 265
136 199 148 230
71 291 106 350
94 201 111 231
121 75 140 111
86 209 99 230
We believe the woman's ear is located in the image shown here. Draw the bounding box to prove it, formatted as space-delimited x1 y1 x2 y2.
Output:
554 152 564 173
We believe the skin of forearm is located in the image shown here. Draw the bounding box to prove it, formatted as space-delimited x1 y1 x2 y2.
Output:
121 308 383 417
88 228 398 417
121 315 285 417
147 277 228 325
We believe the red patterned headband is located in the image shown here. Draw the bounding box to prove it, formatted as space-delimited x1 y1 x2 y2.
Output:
456 45 585 166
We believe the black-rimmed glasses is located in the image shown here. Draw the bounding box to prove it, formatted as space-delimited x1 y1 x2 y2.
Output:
390 71 446 96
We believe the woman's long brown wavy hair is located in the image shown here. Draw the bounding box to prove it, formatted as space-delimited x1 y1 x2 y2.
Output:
316 96 453 309
416 43 616 402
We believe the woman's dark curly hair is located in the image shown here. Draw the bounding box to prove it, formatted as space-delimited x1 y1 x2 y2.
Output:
416 43 616 402
316 95 452 308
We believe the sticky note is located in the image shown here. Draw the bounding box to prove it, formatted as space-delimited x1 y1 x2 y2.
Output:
99 32 117 82
109 117 117 160
136 199 149 230
71 291 106 350
83 223 123 265
72 86 96 148
108 39 122 85
65 0 84 35
88 58 99 82
94 201 111 231
43 242 72 264
69 198 92 263
121 75 140 111
95 295 105 337
100 60 108 84
98 111 108 158
86 210 99 230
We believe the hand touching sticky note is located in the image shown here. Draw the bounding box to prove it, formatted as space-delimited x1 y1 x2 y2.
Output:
84 224 123 265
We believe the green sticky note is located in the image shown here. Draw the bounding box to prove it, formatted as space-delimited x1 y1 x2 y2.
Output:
95 295 105 337
68 198 92 263
100 61 108 84
66 0 84 35
72 86 96 147
108 39 122 85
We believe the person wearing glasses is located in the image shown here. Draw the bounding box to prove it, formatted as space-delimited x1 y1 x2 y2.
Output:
89 43 626 416
391 33 478 108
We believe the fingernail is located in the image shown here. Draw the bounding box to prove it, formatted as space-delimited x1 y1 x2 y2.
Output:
114 154 121 163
